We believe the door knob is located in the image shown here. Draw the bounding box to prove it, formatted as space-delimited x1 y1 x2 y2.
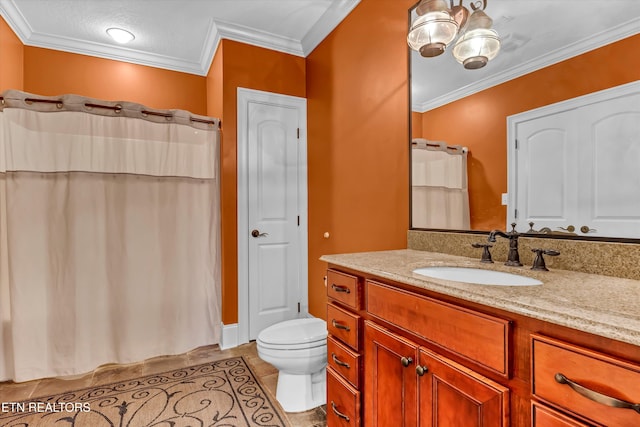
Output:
400 356 413 367
416 365 429 376
251 229 268 238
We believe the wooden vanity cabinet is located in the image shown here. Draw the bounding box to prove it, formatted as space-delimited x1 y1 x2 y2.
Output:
326 264 640 427
365 320 509 427
326 269 364 427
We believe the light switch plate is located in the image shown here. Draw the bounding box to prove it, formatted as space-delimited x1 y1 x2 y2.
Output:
501 193 508 205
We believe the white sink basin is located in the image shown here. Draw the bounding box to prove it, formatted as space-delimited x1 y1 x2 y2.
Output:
413 266 542 286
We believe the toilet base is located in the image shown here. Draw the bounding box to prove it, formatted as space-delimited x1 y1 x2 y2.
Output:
275 367 326 413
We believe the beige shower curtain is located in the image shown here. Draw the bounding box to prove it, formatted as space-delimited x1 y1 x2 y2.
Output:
0 91 221 382
412 139 470 229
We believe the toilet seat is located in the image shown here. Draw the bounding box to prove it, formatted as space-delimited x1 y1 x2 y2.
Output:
257 318 327 350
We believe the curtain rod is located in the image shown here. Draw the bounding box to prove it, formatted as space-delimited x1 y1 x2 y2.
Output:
1 96 219 128
412 140 468 153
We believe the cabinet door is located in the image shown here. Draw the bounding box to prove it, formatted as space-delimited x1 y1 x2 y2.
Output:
418 348 509 427
364 321 419 427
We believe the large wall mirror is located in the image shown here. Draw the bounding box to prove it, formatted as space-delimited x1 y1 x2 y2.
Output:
409 0 640 240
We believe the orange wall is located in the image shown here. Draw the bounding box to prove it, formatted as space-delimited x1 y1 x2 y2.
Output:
306 0 413 317
212 39 306 324
206 44 224 120
419 34 640 231
23 47 207 114
0 16 24 91
411 111 422 139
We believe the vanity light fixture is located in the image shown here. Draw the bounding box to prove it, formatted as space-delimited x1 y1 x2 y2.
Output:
106 27 135 44
408 0 500 69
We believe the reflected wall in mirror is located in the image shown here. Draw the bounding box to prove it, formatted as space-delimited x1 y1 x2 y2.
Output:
410 0 640 239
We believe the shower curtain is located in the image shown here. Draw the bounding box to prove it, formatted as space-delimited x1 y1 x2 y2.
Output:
412 139 470 229
0 90 221 382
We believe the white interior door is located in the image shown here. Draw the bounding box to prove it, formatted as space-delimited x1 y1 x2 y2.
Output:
577 93 640 237
508 81 640 238
237 88 308 343
513 109 578 232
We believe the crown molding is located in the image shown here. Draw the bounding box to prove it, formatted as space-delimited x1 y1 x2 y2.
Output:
301 0 360 55
415 17 640 112
0 0 360 76
214 19 305 57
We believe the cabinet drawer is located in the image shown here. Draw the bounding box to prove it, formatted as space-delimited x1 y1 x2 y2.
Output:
327 367 361 427
327 269 361 309
532 334 640 427
328 336 361 389
366 280 510 377
532 402 596 427
328 303 361 351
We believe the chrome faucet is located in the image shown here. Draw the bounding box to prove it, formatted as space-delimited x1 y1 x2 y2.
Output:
488 223 522 266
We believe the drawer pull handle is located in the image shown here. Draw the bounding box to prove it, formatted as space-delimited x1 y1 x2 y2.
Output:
555 373 640 414
416 365 428 376
400 356 413 367
332 352 351 369
331 284 351 294
332 319 351 331
331 401 350 421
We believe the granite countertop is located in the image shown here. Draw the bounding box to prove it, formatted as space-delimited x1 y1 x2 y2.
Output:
320 249 640 347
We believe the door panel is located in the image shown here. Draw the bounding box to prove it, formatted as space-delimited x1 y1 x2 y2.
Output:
364 321 419 427
514 110 576 232
579 93 640 237
418 348 509 427
247 101 300 339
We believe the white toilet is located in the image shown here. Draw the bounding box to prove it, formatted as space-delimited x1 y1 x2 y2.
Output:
256 317 328 413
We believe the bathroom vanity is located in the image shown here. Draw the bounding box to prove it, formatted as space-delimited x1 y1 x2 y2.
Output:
322 249 640 427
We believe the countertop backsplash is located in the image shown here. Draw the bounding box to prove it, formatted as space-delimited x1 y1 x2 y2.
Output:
408 230 640 281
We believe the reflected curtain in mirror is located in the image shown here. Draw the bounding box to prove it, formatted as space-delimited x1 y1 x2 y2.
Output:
412 139 470 229
0 91 221 382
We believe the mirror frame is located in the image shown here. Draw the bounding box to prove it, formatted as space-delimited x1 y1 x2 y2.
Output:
407 3 640 244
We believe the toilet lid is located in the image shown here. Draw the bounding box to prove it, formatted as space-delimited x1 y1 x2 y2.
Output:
258 318 327 347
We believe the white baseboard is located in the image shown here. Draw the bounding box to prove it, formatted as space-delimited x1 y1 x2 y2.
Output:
220 323 239 350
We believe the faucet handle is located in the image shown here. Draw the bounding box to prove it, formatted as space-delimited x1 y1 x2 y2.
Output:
531 248 560 271
510 222 518 233
471 243 494 263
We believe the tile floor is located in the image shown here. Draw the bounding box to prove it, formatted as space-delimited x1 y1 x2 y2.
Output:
0 342 327 427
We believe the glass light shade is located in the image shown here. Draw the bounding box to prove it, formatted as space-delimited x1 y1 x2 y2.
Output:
106 27 135 44
407 12 459 57
452 28 500 69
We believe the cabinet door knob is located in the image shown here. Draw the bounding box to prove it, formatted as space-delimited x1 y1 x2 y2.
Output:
416 365 429 376
400 356 413 367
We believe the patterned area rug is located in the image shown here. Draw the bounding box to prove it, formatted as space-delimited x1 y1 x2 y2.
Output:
0 357 290 427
